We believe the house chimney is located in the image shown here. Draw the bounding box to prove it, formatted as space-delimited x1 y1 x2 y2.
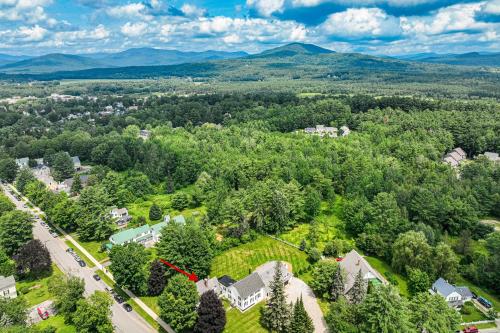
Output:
204 278 208 286
356 259 360 266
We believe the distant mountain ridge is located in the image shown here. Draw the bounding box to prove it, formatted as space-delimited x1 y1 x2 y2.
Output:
394 52 500 66
0 48 249 74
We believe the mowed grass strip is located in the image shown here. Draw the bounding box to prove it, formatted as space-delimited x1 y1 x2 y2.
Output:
224 302 267 333
211 236 310 281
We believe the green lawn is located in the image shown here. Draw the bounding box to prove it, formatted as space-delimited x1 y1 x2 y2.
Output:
35 314 76 333
16 264 63 307
139 295 160 314
364 256 409 297
64 240 95 268
69 234 109 262
211 236 310 281
460 302 488 323
280 197 352 252
224 302 267 333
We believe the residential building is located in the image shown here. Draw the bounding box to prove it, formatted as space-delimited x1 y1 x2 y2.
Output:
139 130 151 140
163 214 186 225
108 221 169 248
71 156 81 171
196 277 220 295
443 147 467 167
0 275 17 299
340 126 351 136
339 250 387 296
430 278 473 307
110 207 130 228
215 261 293 312
15 157 29 169
483 152 499 163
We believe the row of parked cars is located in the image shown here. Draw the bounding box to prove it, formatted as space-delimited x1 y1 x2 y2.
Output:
104 286 133 312
65 247 86 267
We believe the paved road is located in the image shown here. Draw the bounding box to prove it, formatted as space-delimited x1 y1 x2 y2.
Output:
1 184 156 333
285 277 328 333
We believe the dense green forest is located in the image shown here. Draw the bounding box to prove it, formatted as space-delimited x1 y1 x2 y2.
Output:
1 90 499 300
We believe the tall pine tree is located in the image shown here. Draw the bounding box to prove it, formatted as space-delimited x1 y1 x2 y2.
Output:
262 261 291 333
331 265 345 301
350 270 367 304
290 295 314 333
194 290 226 333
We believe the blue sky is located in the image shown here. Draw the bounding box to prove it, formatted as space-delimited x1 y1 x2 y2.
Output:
0 0 499 56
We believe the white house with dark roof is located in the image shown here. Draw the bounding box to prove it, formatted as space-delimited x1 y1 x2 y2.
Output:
0 275 17 299
339 250 387 296
430 278 473 307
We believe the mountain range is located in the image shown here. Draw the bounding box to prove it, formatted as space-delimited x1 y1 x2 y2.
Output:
1 43 499 76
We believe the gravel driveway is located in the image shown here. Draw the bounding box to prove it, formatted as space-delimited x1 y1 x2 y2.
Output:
285 277 328 333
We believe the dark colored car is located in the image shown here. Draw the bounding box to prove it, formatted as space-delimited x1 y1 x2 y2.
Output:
123 303 132 312
66 247 74 253
93 274 101 281
478 296 492 308
114 294 124 304
78 260 86 267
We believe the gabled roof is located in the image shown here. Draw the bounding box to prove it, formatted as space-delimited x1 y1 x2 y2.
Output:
432 278 457 297
254 261 292 288
110 224 150 245
456 286 473 299
339 250 387 293
0 275 15 290
218 275 236 287
231 272 265 299
453 147 466 157
151 221 168 234
484 152 499 162
196 277 219 295
71 156 81 165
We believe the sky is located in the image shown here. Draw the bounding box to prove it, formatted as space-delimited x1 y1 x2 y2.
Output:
0 0 499 56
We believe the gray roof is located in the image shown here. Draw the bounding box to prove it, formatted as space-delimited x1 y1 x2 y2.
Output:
254 261 292 289
432 278 456 297
0 275 15 290
218 275 236 287
339 250 387 293
456 286 473 299
484 152 499 162
196 277 219 295
71 156 81 165
453 147 466 158
232 272 265 299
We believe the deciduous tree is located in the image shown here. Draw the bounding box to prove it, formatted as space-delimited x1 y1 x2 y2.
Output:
391 231 432 275
14 239 51 277
310 260 337 298
109 243 148 294
147 260 167 296
409 292 460 333
194 290 226 333
73 291 113 333
48 275 85 323
0 210 33 255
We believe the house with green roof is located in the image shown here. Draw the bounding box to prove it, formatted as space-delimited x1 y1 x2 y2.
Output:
107 220 172 249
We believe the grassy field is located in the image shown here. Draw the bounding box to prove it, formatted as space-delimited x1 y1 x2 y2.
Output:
35 314 77 333
16 264 63 307
210 236 310 281
68 234 109 262
460 302 488 323
64 240 96 268
364 256 409 297
280 197 352 252
224 302 267 333
126 188 206 226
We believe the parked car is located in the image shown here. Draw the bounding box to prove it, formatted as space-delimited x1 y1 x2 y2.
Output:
105 286 113 293
471 292 478 299
93 274 101 281
78 260 86 267
478 296 492 308
50 231 58 238
463 326 478 333
114 294 124 304
123 303 132 312
37 306 49 320
66 247 74 253
40 222 48 227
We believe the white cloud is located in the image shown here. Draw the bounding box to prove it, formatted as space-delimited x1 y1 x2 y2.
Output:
321 8 402 38
0 0 52 23
246 0 285 17
181 4 206 17
106 3 147 18
120 22 148 37
481 0 500 14
17 24 48 41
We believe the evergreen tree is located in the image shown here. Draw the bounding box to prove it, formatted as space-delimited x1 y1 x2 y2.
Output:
289 296 314 333
331 265 345 301
325 296 358 333
149 204 162 221
262 261 291 333
71 174 82 195
148 260 167 296
194 290 226 333
350 270 367 304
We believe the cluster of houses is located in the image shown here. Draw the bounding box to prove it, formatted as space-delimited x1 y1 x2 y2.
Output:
0 275 17 299
197 250 387 312
106 211 186 249
304 125 351 138
443 147 467 167
15 155 81 171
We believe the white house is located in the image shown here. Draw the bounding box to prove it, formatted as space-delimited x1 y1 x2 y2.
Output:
430 278 473 307
15 158 29 169
110 207 129 219
339 250 388 296
0 275 17 299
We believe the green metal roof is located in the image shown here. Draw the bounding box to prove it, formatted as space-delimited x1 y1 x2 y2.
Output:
110 224 151 245
151 221 168 234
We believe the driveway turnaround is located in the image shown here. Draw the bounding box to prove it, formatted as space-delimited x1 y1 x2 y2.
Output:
285 276 328 333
